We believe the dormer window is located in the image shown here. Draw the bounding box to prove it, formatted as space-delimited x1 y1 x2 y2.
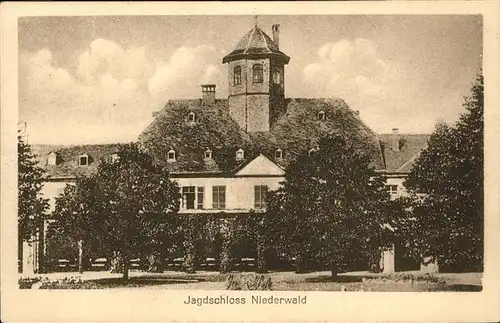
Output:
47 152 58 166
204 148 212 159
253 64 263 83
275 149 283 159
234 66 242 85
78 154 89 166
167 149 176 162
318 111 326 120
236 148 244 161
187 112 196 122
110 153 120 163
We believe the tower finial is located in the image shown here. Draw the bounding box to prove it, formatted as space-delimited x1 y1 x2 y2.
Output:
254 15 258 27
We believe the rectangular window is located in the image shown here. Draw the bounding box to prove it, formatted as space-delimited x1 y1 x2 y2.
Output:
253 64 263 83
234 66 241 85
212 186 226 209
197 186 204 209
254 185 268 209
386 185 398 195
79 156 88 166
182 186 196 209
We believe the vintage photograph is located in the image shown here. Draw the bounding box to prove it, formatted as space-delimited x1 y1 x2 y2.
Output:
16 14 484 293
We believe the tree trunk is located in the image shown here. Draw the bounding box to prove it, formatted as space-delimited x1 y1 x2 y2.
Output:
110 250 124 273
219 232 233 274
294 250 306 274
18 232 23 273
330 263 338 281
123 258 129 280
183 232 196 274
78 239 84 274
256 230 267 274
147 252 164 273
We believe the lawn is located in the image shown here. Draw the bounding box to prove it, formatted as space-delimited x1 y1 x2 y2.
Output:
20 270 483 291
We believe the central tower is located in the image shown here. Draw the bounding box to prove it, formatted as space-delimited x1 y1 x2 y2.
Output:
222 23 290 132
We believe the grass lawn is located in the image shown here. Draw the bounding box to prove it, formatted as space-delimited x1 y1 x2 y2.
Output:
20 270 482 291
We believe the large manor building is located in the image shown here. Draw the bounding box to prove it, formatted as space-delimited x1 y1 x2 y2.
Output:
27 24 431 274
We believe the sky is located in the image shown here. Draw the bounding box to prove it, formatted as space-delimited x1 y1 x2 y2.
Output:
18 15 482 144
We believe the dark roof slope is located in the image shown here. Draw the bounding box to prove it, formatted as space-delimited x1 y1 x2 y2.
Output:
30 103 426 179
31 143 125 179
222 26 290 64
378 134 430 172
138 97 385 173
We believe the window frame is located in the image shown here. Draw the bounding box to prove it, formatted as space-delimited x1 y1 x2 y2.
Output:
181 186 196 210
236 148 244 161
167 149 176 161
197 186 204 209
233 66 242 85
252 64 263 83
318 111 326 120
204 149 212 159
78 155 88 166
180 186 205 210
212 185 226 210
275 149 283 159
272 69 281 84
386 184 399 195
187 112 196 122
254 185 268 209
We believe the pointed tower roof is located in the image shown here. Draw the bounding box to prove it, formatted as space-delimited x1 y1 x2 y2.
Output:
222 26 290 64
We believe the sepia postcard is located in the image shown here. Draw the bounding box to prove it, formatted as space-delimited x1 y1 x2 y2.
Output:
1 1 500 322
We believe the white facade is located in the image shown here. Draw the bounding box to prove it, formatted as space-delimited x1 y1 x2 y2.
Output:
175 154 285 214
40 179 74 212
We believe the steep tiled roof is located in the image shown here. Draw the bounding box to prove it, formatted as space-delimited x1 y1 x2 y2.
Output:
138 97 385 174
31 143 125 179
29 111 427 179
378 134 430 173
222 26 290 63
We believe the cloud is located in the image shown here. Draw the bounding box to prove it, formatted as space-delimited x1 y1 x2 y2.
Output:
19 41 227 144
148 45 225 101
77 39 150 84
19 41 154 144
303 39 399 107
302 39 441 133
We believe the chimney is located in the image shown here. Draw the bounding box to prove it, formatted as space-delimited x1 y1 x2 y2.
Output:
201 84 216 105
272 24 280 49
392 128 400 152
355 110 360 118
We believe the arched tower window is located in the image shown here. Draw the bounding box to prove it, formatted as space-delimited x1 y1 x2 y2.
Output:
234 66 242 85
252 64 263 83
275 148 283 159
318 111 326 120
187 112 196 122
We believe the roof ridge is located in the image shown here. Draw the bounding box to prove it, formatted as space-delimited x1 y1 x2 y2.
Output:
395 153 420 172
260 27 270 51
244 27 257 54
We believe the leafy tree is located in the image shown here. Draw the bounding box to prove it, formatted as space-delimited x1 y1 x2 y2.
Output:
50 143 181 278
401 73 484 271
18 136 49 271
96 143 181 279
267 135 391 278
52 175 102 273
